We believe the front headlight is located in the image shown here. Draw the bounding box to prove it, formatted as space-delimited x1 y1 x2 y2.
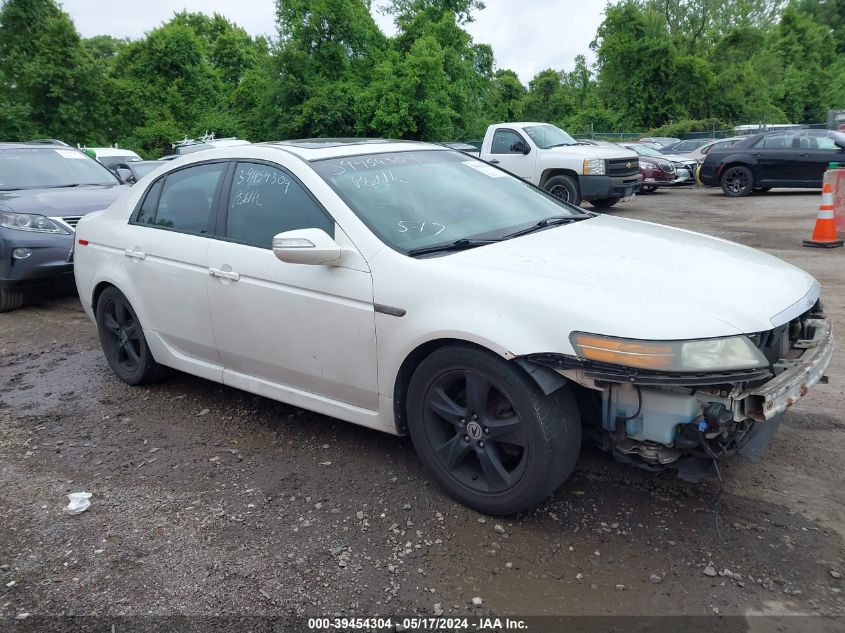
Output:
640 161 657 170
570 332 768 372
583 158 606 175
0 211 68 234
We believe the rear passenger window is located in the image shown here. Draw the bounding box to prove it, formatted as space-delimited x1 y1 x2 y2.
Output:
135 163 226 234
225 162 334 247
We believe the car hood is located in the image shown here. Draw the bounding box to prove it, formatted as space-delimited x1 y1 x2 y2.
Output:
439 215 817 340
0 185 127 216
545 145 637 160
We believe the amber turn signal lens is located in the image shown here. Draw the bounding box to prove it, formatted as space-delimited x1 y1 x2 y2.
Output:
571 334 674 369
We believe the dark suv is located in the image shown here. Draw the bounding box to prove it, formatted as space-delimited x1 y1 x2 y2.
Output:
699 130 845 196
0 142 127 311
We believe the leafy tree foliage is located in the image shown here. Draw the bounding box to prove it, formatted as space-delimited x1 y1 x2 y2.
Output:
1 0 843 151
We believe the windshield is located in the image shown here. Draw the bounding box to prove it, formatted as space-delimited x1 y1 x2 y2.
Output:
131 163 163 179
0 147 120 190
312 150 585 254
523 125 577 149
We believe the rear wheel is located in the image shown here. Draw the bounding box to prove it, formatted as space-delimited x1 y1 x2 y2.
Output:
95 286 171 385
407 344 581 515
721 166 754 197
0 289 24 313
590 197 621 209
544 175 581 206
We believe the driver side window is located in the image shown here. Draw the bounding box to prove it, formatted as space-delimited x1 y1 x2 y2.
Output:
224 162 335 248
491 130 524 155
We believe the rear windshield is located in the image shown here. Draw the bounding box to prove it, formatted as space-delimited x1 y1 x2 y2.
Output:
0 147 120 190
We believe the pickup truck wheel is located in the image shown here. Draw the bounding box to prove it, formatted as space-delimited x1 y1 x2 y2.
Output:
590 197 621 209
0 289 24 313
96 287 171 385
721 166 754 197
544 175 581 206
406 344 581 515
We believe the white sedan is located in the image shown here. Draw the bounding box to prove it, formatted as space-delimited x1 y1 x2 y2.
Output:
74 140 833 514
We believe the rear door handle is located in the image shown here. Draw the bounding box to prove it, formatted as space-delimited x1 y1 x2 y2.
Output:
208 267 240 281
124 249 146 260
488 159 500 164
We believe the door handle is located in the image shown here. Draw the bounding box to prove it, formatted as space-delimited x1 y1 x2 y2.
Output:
124 249 146 260
488 159 500 164
208 267 240 281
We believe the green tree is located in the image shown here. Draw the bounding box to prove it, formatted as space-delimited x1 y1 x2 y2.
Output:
0 0 107 143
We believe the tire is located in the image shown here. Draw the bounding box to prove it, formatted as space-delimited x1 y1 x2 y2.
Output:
590 197 621 209
0 289 24 313
406 344 581 515
640 185 658 194
95 286 171 385
753 187 772 194
543 175 581 206
721 165 754 197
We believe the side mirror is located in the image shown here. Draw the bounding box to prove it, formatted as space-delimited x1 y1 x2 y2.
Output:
272 228 343 266
511 141 530 155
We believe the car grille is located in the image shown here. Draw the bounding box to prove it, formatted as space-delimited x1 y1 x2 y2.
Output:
62 216 82 229
607 158 639 178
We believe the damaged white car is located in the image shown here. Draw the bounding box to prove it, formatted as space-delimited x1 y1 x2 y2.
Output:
73 140 834 515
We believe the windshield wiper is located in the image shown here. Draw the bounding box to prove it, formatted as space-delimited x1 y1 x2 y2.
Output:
500 215 592 240
406 238 499 257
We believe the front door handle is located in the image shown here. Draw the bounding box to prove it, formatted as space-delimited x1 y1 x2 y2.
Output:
124 248 146 260
488 159 500 164
208 267 240 281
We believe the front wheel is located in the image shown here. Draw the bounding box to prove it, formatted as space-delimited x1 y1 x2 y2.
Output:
544 175 581 207
590 196 621 209
406 344 581 515
721 166 754 197
0 288 24 313
95 286 171 385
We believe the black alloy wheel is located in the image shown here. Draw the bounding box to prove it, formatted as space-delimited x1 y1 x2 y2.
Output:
421 369 528 494
721 166 754 197
95 286 171 385
407 344 581 515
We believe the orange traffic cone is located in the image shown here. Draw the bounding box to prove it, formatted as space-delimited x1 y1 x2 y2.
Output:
803 183 843 248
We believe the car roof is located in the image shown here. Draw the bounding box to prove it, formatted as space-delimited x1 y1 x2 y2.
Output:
260 138 445 161
87 147 141 157
0 141 77 150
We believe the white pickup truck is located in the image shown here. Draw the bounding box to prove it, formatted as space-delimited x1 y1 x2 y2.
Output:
479 122 642 208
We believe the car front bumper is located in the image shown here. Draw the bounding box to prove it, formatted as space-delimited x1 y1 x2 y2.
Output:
578 174 643 200
523 315 834 482
0 229 75 290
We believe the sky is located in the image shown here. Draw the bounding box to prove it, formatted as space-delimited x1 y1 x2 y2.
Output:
57 0 606 84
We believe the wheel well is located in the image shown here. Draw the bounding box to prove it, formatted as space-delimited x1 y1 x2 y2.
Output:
392 339 569 434
719 162 752 180
91 281 116 312
539 168 579 189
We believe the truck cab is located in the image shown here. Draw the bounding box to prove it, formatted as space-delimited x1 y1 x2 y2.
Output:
479 122 641 208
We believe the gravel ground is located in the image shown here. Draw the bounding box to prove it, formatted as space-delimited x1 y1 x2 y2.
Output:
1 186 844 626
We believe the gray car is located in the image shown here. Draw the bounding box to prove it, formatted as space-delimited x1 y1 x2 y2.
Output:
0 142 127 311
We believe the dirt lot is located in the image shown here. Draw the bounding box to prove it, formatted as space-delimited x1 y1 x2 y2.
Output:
1 187 844 627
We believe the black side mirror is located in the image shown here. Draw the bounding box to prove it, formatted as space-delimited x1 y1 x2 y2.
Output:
510 141 530 155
